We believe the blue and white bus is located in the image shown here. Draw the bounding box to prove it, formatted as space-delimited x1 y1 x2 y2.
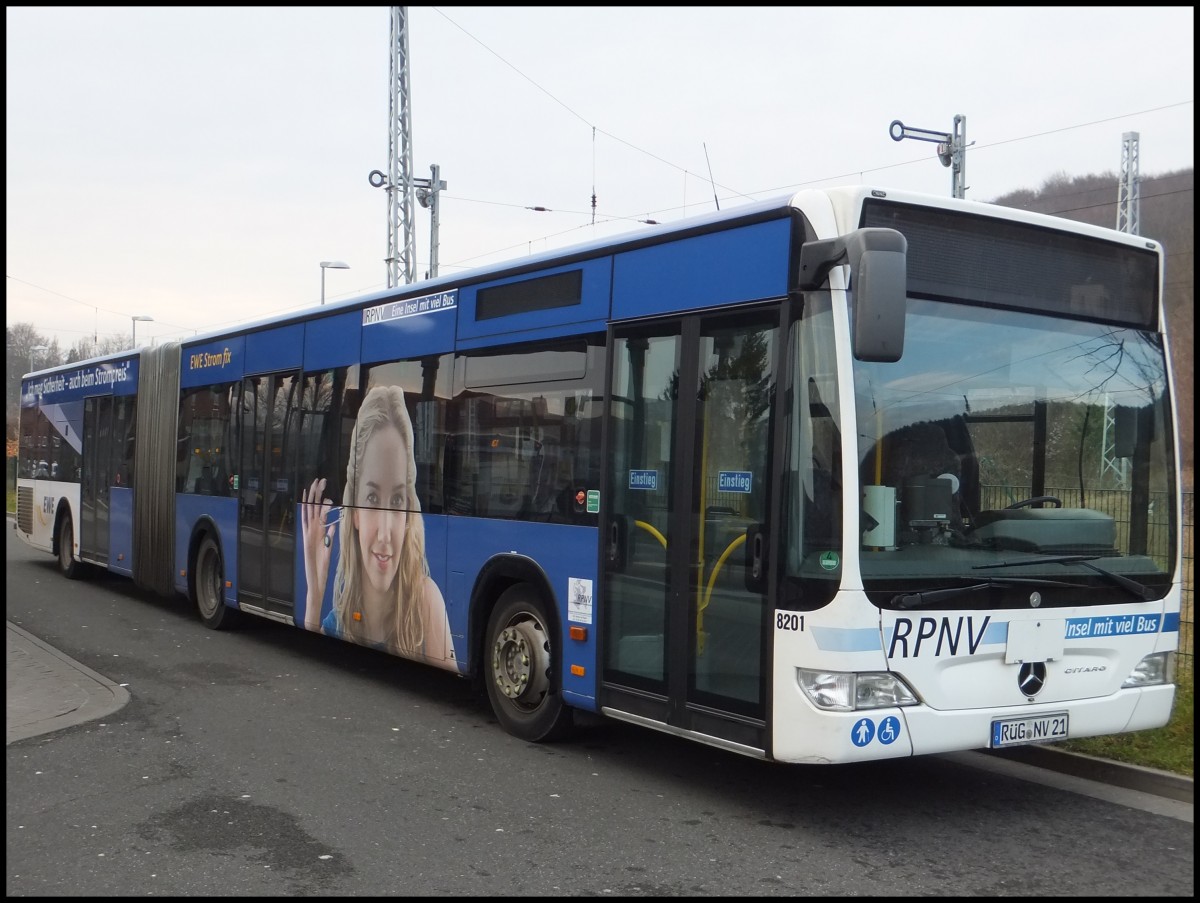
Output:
16 185 1182 763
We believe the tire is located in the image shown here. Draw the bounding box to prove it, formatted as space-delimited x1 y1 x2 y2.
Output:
57 510 81 580
484 584 574 742
193 535 240 630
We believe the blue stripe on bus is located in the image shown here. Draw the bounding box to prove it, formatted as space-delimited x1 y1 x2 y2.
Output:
612 218 791 320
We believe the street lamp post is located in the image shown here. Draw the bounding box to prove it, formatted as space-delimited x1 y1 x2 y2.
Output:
131 315 154 349
29 344 49 374
320 261 350 305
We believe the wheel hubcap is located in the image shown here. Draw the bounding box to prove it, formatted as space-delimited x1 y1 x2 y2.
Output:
199 548 220 617
492 616 550 707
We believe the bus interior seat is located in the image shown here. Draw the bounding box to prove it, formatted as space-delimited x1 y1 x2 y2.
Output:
194 466 215 495
880 422 964 529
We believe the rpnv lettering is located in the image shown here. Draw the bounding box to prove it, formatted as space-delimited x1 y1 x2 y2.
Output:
888 615 992 658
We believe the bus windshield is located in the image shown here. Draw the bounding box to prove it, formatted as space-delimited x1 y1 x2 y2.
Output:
853 297 1176 609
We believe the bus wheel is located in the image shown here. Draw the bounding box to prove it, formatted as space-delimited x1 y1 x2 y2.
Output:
57 511 81 579
193 535 239 630
485 584 574 742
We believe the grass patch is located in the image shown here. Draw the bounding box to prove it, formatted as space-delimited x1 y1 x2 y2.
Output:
1055 665 1193 777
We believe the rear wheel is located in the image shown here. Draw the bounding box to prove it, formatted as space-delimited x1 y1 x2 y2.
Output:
485 584 574 742
193 535 240 630
57 511 81 579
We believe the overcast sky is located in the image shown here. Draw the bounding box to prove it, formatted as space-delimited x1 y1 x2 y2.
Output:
6 6 1194 352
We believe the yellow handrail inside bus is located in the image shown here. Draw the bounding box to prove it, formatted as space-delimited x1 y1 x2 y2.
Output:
633 519 667 549
697 532 746 656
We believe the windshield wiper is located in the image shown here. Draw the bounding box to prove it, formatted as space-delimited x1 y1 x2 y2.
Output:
891 577 1077 610
973 555 1149 601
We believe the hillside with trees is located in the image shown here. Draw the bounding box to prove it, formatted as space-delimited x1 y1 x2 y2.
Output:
987 167 1193 488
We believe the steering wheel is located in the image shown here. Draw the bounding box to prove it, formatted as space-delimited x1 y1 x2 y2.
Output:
1005 496 1062 509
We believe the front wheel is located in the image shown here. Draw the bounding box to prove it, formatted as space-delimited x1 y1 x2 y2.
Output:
484 584 574 742
193 535 240 630
57 510 81 579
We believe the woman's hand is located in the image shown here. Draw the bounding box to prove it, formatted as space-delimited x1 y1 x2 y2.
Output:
301 477 335 630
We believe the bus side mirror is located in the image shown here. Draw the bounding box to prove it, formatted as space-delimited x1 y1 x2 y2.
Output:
797 227 907 363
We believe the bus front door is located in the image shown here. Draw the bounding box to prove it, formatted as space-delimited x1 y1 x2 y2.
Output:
601 309 779 754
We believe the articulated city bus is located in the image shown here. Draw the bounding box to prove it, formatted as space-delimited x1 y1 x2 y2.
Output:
16 185 1180 763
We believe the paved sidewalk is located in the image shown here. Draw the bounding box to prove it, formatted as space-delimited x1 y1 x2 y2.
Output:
6 620 130 745
4 618 1192 806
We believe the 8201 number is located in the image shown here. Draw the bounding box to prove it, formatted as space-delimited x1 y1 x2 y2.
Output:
775 612 805 631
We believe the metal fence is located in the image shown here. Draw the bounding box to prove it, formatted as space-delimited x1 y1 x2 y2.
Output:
980 485 1192 671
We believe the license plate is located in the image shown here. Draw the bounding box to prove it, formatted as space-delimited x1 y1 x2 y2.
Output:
991 713 1069 748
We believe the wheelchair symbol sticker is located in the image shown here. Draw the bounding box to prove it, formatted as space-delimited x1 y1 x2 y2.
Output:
851 716 901 747
851 718 875 747
877 716 901 745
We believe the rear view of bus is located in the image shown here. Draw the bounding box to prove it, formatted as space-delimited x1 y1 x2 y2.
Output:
773 187 1180 763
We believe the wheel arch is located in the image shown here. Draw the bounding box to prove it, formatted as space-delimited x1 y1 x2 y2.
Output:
52 497 84 579
467 553 559 686
186 517 225 603
52 498 74 560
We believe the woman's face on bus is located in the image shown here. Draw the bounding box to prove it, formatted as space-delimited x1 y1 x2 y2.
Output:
351 423 409 595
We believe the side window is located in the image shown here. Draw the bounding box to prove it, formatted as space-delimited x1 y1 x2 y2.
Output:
298 366 360 510
782 297 842 609
448 337 603 524
114 397 137 488
297 367 357 509
177 385 234 495
19 404 37 479
362 357 450 514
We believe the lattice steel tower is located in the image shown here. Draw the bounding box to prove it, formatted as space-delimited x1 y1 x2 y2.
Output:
368 8 447 286
386 6 417 287
1116 131 1141 236
1101 131 1141 487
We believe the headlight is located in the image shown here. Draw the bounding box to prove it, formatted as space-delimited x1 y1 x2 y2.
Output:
1121 652 1174 688
798 669 919 711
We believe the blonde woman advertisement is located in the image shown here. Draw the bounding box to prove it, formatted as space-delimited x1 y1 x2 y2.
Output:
300 383 452 668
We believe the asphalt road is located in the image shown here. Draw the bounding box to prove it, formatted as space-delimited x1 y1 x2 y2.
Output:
6 521 1194 896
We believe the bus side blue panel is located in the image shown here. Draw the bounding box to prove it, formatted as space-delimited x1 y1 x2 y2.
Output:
442 518 600 711
181 336 245 389
304 310 363 371
246 323 304 375
611 218 791 319
24 358 137 404
108 486 134 577
361 297 456 364
173 496 240 601
456 258 612 343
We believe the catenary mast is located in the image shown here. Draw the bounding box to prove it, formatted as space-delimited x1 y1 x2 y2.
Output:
1101 131 1142 488
370 8 447 285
